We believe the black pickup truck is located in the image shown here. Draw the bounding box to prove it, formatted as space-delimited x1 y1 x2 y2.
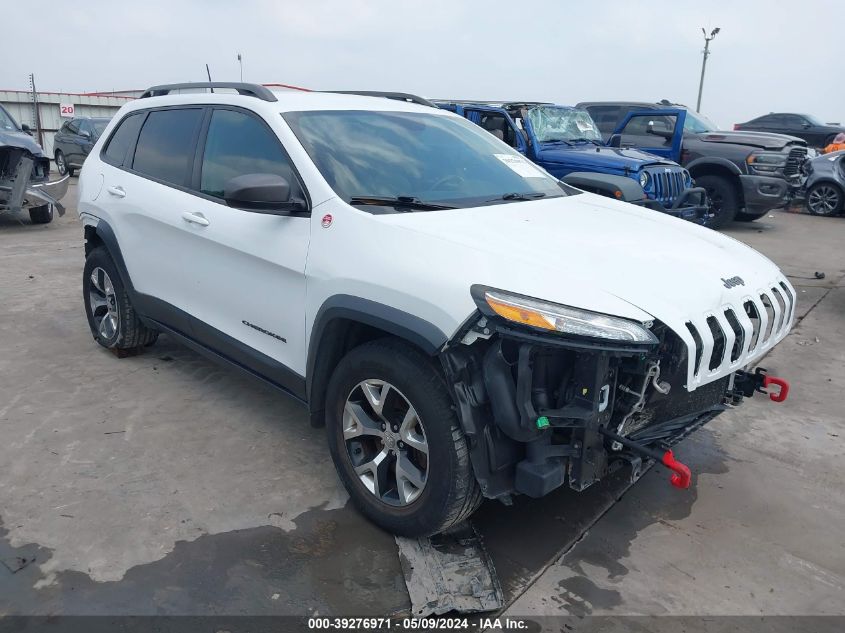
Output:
577 101 809 229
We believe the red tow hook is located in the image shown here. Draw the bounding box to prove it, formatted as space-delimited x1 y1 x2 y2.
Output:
599 427 693 490
662 450 691 489
762 375 790 402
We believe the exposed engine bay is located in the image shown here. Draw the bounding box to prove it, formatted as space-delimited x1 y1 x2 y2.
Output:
0 144 68 217
442 314 786 501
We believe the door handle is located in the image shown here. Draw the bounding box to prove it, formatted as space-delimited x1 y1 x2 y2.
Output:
107 186 126 198
181 211 210 227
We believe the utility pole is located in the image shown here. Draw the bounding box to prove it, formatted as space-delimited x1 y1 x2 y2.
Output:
237 53 243 82
696 27 720 113
28 73 43 147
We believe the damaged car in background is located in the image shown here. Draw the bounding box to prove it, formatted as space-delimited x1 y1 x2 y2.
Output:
0 104 68 224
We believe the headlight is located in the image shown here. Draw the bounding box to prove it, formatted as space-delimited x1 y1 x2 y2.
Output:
639 171 650 188
474 287 658 343
746 151 787 174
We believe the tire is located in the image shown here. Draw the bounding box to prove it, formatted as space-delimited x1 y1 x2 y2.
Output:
734 211 766 222
805 182 843 216
325 338 482 536
28 204 53 224
54 150 73 176
83 247 159 349
697 174 739 230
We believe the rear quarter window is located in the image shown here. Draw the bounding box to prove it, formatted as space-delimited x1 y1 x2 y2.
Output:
102 112 146 167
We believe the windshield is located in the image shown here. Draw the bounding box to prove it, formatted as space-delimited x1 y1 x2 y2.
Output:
683 110 719 133
283 110 568 209
0 106 20 132
92 120 109 137
526 106 602 143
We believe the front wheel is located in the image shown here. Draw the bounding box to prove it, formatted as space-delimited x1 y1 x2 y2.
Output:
806 182 843 216
325 339 482 536
28 204 53 224
696 174 739 230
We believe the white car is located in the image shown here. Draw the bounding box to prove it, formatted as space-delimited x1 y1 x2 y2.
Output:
77 83 794 536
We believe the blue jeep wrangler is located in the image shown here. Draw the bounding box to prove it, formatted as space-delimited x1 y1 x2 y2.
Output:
436 101 709 222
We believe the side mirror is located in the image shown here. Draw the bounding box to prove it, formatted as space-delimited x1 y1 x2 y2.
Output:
608 133 622 148
21 123 33 135
223 173 306 214
646 120 674 140
802 122 812 129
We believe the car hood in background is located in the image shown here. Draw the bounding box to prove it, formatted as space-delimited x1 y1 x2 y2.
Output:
0 129 45 156
695 130 806 150
534 143 673 172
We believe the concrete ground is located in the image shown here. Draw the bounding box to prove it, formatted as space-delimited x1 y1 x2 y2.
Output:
1 185 843 618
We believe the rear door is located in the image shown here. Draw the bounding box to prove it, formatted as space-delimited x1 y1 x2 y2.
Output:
611 109 686 162
100 106 205 334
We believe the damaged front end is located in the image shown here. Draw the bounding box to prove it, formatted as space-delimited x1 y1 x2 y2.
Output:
0 143 69 217
442 286 788 501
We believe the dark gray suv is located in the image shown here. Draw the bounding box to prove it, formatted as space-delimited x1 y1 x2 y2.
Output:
53 117 110 176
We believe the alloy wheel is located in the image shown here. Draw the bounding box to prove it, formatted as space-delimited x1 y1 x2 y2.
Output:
807 185 841 215
56 152 67 176
343 379 429 506
88 267 119 340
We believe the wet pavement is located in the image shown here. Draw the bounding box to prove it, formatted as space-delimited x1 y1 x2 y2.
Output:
1 186 843 617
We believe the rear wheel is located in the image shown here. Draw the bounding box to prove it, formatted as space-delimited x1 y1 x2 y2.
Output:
54 150 74 176
83 247 158 349
806 182 843 216
697 175 739 229
28 204 53 224
325 339 482 536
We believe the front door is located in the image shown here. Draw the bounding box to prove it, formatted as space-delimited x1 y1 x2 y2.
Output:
175 106 311 384
611 109 687 162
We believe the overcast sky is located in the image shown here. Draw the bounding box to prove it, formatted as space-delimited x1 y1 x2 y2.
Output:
3 0 842 128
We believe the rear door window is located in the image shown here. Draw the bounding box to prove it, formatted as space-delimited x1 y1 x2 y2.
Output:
131 108 203 186
102 112 146 167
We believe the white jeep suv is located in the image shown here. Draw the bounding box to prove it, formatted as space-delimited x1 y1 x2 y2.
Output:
77 83 794 536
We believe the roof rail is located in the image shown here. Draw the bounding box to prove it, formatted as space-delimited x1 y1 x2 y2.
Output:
140 82 278 102
327 91 436 108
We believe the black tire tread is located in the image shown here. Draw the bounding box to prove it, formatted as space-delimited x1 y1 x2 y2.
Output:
697 174 739 230
28 205 53 224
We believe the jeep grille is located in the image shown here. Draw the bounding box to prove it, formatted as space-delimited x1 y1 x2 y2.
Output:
682 279 795 389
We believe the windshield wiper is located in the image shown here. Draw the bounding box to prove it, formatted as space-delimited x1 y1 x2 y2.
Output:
488 192 548 202
542 139 572 146
569 138 602 145
348 196 456 211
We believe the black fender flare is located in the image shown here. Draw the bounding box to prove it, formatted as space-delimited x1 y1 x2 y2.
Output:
305 294 449 406
561 172 645 202
685 156 742 177
84 218 136 295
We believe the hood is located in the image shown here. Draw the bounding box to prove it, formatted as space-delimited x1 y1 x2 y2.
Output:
0 128 45 156
534 142 672 173
378 193 783 340
697 130 806 150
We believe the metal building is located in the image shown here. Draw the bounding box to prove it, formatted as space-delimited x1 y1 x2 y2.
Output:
0 90 137 158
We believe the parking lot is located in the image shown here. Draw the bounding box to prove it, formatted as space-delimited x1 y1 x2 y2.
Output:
1 181 843 618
